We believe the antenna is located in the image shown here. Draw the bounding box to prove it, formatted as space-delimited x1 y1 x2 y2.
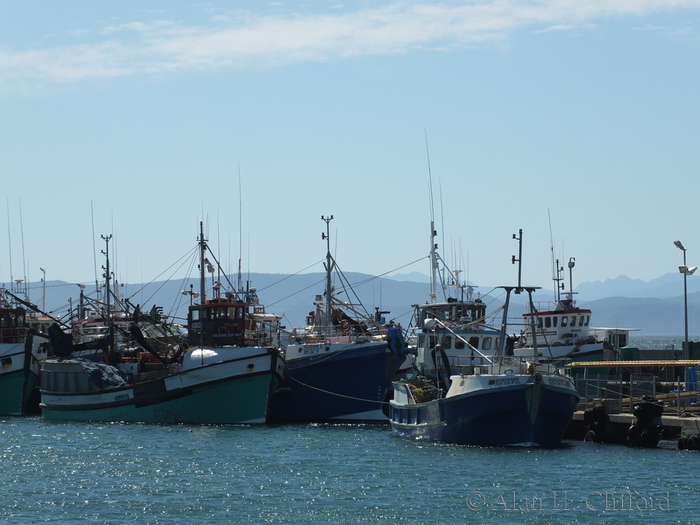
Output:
6 198 14 288
425 129 435 226
91 201 99 300
217 211 221 290
425 130 440 304
237 163 243 293
548 209 557 302
19 198 27 298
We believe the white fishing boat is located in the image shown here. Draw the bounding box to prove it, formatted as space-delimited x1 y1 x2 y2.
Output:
513 257 637 362
0 289 51 415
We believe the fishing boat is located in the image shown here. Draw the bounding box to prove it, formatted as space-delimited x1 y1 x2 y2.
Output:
408 223 507 376
0 288 51 415
269 215 410 423
40 224 284 424
389 229 580 446
513 257 636 363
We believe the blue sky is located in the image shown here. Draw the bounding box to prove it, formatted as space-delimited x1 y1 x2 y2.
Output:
2 1 700 301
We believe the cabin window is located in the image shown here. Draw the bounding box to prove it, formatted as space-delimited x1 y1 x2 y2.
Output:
584 315 590 326
553 317 558 327
561 316 568 327
227 307 238 319
0 313 20 328
579 316 585 327
482 337 492 351
570 316 576 327
441 335 452 349
537 318 543 328
455 339 465 349
545 317 551 328
191 310 200 321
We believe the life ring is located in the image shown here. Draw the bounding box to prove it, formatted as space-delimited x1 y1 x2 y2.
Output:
339 319 351 333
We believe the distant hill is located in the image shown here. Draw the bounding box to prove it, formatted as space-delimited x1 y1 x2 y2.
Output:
7 271 700 337
575 272 690 300
387 271 431 283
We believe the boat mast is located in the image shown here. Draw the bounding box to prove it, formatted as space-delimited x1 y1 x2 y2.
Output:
554 259 564 303
101 234 115 362
199 222 207 304
321 215 333 334
567 257 576 301
511 229 523 290
511 229 542 359
429 222 439 304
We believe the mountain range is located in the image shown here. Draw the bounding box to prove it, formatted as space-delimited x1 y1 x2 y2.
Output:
7 271 700 337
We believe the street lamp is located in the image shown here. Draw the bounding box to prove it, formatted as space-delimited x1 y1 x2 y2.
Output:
674 240 697 389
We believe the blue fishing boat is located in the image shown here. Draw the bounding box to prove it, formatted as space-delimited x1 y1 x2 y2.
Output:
269 215 410 423
389 228 579 446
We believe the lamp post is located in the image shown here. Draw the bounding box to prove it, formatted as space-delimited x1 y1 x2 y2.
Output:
674 240 697 390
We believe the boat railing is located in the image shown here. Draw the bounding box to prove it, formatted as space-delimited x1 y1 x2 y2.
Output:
245 328 279 348
288 321 386 345
574 373 658 412
0 327 27 344
526 301 557 314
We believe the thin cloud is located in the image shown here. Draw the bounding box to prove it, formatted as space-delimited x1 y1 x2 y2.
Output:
0 0 698 89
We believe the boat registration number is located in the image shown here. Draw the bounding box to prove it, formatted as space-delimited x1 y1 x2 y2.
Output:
547 377 571 388
493 377 520 387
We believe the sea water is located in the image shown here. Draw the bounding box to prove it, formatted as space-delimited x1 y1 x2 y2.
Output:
1 417 699 525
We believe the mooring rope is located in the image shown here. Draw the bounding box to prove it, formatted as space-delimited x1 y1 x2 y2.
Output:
286 375 390 406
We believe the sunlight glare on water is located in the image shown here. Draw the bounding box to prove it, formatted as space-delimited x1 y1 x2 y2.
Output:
1 418 698 524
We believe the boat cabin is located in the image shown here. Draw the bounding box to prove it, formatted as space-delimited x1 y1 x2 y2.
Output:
188 298 248 347
521 298 594 347
188 298 281 349
416 296 487 328
0 307 27 344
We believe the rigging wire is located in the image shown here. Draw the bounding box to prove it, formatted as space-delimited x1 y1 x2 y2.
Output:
256 259 326 294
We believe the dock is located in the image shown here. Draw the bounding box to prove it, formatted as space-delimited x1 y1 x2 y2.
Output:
566 409 700 442
565 359 700 447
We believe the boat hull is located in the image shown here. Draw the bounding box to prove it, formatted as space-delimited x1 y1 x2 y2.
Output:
390 377 579 446
0 334 49 416
270 341 401 423
0 368 39 416
40 349 282 424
